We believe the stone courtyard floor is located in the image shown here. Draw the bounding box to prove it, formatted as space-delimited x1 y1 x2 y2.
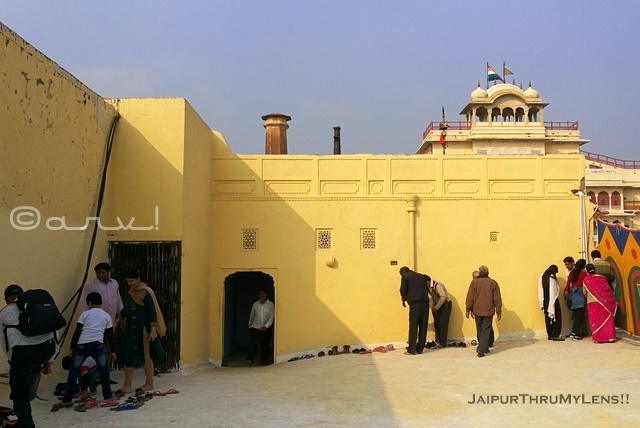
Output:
13 336 640 427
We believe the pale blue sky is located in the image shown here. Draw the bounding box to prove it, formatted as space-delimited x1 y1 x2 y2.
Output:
3 1 639 158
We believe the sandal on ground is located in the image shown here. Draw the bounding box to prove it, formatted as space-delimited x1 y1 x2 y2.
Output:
99 401 120 407
84 399 99 409
51 402 73 412
385 344 395 351
164 388 179 394
151 390 166 396
73 403 86 412
110 402 142 411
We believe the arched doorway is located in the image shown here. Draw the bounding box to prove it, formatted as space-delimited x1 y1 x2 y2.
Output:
223 271 275 367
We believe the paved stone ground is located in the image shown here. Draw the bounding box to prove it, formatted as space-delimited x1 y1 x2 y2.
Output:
10 336 640 427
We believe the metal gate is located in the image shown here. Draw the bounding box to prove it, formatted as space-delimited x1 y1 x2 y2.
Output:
108 241 181 370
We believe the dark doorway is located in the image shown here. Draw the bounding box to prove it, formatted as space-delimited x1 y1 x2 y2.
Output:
223 271 275 367
108 241 181 370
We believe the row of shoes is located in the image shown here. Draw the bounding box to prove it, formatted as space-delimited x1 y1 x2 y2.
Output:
318 344 396 357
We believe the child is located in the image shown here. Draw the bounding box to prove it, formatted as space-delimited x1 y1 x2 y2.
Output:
61 355 99 401
53 292 117 410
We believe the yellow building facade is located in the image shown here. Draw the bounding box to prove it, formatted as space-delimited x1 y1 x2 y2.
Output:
2 22 588 370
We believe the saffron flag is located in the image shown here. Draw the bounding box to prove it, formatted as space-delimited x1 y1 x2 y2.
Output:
487 64 504 82
439 131 446 146
503 67 513 76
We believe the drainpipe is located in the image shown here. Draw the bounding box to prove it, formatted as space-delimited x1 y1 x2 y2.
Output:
406 195 419 270
574 190 588 260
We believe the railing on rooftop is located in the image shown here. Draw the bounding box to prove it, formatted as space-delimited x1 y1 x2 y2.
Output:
581 150 640 169
623 201 640 211
422 121 579 139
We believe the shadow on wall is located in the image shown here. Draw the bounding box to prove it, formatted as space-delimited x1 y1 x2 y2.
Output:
496 304 535 340
446 295 466 340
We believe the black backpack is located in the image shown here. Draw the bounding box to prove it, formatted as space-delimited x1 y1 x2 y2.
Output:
14 289 67 336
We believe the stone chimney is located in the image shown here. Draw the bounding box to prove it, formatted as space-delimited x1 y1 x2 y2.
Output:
262 113 291 154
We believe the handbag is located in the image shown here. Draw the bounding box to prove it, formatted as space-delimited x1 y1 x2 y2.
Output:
566 286 573 309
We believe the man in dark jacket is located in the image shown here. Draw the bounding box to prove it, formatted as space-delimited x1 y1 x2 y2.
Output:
399 266 430 355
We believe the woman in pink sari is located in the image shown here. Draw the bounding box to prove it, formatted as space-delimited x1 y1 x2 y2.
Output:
583 264 618 343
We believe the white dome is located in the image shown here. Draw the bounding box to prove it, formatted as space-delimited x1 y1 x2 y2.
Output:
524 86 539 98
471 86 488 100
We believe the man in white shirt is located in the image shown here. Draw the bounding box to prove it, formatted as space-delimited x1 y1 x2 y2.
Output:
245 290 274 366
81 262 123 326
0 285 55 428
563 256 575 282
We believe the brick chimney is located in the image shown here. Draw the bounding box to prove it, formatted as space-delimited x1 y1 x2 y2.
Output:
262 113 291 154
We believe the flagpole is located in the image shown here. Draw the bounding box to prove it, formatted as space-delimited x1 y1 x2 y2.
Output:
486 62 489 88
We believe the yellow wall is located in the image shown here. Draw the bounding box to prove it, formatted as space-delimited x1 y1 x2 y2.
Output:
209 155 585 362
103 98 218 366
180 102 214 365
104 98 185 241
0 23 115 380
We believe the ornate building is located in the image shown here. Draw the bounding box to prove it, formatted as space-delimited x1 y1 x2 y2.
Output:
418 82 585 156
582 151 640 229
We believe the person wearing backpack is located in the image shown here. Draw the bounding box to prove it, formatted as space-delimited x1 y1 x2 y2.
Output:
0 284 56 428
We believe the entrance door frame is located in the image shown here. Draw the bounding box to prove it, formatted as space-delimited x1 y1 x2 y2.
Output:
220 268 278 363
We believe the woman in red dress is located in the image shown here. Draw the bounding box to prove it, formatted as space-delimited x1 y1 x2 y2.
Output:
583 264 618 343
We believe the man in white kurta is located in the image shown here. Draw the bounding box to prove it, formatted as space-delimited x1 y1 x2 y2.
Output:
245 290 274 366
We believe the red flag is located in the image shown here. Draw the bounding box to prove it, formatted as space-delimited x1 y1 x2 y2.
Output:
439 131 446 146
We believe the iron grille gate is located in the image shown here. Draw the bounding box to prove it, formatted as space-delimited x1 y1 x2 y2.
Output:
108 241 181 370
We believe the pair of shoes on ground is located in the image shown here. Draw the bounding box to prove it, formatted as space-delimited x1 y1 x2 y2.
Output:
446 341 467 348
288 354 314 362
351 348 367 354
79 397 119 410
51 401 73 412
110 402 144 411
328 345 351 355
569 333 583 341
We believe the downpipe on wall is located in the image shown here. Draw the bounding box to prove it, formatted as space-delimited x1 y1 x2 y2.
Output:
573 190 588 260
406 195 419 270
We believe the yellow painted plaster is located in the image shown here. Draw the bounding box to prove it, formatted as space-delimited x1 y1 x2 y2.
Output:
209 154 586 362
